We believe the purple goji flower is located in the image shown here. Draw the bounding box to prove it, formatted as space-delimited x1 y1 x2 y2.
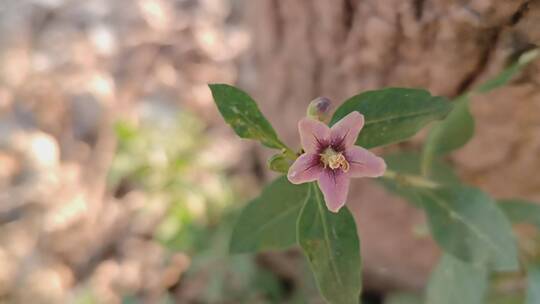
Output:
287 111 386 212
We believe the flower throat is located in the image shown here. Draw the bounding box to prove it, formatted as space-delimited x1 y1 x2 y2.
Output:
320 147 349 172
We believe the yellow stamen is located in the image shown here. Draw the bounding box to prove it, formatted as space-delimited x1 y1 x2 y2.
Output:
320 148 349 172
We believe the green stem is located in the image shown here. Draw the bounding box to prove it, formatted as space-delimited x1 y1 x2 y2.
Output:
420 145 435 177
382 169 439 189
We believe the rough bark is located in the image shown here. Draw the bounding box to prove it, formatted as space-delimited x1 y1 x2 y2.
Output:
245 0 540 291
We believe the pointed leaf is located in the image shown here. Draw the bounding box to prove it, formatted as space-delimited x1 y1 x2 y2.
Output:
230 176 309 253
297 184 361 304
418 186 519 271
426 254 488 304
331 88 452 149
209 84 286 149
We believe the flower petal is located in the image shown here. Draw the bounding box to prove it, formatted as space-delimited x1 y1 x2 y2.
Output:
345 146 386 178
299 117 331 153
330 111 364 149
317 169 350 213
287 153 323 184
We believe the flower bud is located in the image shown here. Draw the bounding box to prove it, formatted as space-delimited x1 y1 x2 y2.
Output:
267 153 291 173
307 97 332 123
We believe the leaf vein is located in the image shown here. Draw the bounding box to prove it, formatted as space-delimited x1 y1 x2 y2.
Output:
364 108 448 126
423 190 504 258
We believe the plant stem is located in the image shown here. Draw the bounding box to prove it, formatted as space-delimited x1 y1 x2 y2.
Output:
420 146 435 177
382 169 439 189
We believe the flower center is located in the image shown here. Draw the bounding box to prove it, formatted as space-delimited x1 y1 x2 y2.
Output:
320 148 349 172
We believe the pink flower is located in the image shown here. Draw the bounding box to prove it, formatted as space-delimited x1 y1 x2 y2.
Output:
287 112 386 212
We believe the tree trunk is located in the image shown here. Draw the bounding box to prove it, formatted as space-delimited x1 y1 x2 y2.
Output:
245 0 540 291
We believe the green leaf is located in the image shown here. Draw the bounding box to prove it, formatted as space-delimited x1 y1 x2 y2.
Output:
297 184 361 304
526 265 540 304
421 97 474 175
209 84 286 149
475 49 539 93
498 199 540 229
418 186 519 271
426 254 488 304
379 152 460 207
330 88 452 149
230 176 309 253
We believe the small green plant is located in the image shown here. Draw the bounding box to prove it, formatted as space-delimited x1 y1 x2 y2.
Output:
209 49 540 304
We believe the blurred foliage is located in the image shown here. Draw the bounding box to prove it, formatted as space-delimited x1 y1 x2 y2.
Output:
107 108 314 303
384 292 422 304
110 109 230 252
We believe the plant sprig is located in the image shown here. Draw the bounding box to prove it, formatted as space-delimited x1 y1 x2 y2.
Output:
208 48 540 304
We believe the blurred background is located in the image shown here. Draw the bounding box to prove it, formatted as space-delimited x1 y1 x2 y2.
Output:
0 0 539 303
